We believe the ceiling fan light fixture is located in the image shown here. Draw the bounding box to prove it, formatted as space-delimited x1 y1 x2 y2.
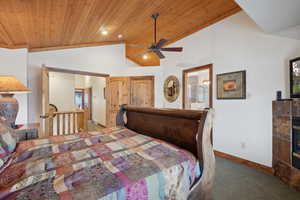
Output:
101 29 108 36
131 13 183 60
118 34 123 39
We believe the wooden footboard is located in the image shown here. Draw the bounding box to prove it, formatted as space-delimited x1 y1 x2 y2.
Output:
116 104 215 200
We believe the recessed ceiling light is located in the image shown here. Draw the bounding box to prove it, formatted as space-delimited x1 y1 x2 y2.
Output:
101 29 108 35
118 34 123 39
143 55 148 60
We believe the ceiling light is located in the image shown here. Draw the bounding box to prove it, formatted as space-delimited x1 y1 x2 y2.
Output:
118 34 123 39
143 55 148 60
101 29 108 35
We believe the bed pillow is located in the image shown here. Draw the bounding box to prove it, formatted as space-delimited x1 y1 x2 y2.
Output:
0 117 16 171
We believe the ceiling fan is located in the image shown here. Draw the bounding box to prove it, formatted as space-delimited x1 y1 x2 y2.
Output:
128 13 183 59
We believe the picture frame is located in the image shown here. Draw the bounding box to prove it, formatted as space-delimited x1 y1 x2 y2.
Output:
290 57 300 98
163 75 180 102
217 70 246 99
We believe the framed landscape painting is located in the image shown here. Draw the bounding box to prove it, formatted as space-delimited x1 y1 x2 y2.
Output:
217 70 246 99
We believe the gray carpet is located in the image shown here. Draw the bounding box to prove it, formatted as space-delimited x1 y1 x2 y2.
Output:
87 120 104 131
214 157 300 199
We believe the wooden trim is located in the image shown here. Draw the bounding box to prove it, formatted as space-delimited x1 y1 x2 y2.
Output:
105 77 110 127
0 43 28 49
29 41 125 52
53 110 85 114
46 66 109 77
126 55 145 67
182 64 213 109
41 66 50 137
129 75 155 80
85 87 93 120
126 55 160 67
214 150 274 175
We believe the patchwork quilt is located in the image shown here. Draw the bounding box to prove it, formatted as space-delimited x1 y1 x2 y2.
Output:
0 127 201 200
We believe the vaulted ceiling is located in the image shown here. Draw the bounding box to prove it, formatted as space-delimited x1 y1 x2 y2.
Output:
0 0 240 66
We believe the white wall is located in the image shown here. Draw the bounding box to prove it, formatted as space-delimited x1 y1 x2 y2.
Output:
161 11 300 167
27 44 163 123
74 75 85 88
75 75 107 126
49 72 75 111
90 77 106 126
0 48 28 124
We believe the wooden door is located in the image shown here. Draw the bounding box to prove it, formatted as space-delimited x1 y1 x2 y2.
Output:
41 66 50 138
130 76 154 107
84 88 92 120
107 77 130 127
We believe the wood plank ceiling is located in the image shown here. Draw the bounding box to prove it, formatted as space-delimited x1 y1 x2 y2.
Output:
0 0 240 66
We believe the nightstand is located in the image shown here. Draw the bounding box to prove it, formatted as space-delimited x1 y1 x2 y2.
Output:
13 123 39 142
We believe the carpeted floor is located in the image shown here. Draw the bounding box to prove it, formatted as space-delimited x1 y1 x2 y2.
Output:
214 157 300 200
87 120 105 131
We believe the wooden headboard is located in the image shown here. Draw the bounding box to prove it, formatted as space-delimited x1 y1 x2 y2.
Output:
116 104 215 200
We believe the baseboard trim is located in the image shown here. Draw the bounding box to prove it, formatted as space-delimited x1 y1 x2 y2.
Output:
214 150 274 175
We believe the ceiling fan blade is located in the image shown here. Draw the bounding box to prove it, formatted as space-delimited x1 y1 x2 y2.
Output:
154 50 165 59
160 47 183 52
127 44 148 49
156 38 168 48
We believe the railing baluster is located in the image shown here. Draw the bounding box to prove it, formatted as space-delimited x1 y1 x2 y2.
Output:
52 110 86 135
68 114 70 134
62 113 66 135
73 113 76 133
57 114 60 135
49 116 53 136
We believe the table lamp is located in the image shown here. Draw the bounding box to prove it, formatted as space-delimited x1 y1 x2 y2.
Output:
0 76 30 128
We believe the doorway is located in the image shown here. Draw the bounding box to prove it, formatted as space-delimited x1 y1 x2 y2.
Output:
41 66 109 137
84 87 92 120
75 89 84 109
183 64 213 109
107 76 155 127
75 88 92 120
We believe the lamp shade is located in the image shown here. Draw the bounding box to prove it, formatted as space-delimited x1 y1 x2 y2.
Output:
0 76 30 94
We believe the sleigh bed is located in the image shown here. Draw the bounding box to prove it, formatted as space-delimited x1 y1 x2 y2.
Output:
0 105 215 200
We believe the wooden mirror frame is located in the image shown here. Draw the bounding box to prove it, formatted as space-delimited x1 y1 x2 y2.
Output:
182 64 213 109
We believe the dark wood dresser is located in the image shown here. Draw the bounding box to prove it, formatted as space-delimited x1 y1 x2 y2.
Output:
273 100 300 190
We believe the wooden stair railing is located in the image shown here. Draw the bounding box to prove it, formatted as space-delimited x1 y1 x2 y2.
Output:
49 110 87 136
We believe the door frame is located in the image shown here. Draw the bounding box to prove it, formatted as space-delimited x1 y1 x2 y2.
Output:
41 65 109 137
84 87 93 120
106 76 130 127
182 64 213 109
129 76 155 107
75 88 85 109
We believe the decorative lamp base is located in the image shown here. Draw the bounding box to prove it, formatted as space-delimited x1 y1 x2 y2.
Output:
0 94 19 128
